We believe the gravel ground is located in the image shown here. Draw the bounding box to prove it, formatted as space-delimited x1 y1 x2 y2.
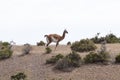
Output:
0 44 120 80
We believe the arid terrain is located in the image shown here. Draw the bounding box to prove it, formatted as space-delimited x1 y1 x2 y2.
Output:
0 44 120 80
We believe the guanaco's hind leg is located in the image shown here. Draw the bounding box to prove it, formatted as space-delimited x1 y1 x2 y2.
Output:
54 42 59 51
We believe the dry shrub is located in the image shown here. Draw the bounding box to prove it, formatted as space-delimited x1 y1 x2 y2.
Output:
21 43 32 56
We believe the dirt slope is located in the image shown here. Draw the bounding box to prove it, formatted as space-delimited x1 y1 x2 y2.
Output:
0 44 120 80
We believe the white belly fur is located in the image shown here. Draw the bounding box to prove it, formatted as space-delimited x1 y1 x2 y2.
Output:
51 36 58 43
46 37 50 43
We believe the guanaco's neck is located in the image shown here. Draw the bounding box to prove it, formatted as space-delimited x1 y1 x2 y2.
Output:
60 31 66 40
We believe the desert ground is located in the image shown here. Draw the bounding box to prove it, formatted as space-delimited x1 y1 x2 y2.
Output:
0 44 120 80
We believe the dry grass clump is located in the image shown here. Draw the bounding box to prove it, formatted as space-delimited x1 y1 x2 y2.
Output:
21 43 32 56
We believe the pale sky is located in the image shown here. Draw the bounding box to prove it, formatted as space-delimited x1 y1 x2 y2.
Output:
0 0 120 45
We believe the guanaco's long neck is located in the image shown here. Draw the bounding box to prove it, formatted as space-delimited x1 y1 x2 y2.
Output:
61 31 66 40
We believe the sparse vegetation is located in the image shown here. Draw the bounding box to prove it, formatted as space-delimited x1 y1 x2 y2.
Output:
71 39 97 52
46 54 64 64
11 72 27 80
45 47 52 54
37 41 45 46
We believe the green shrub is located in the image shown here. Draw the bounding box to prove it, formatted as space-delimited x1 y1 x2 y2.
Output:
66 51 82 67
55 51 82 71
91 37 105 44
46 54 64 64
84 52 99 63
2 42 10 47
0 48 13 60
45 47 52 54
115 54 120 63
91 33 120 43
71 39 97 52
84 51 110 64
37 41 45 46
105 33 120 43
11 72 27 80
0 42 13 60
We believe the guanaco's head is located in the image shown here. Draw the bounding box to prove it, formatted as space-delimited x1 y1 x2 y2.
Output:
64 29 68 34
44 35 48 37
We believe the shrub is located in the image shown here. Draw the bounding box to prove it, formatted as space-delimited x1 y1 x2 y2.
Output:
91 37 105 44
21 43 32 56
115 54 120 63
91 33 120 44
11 72 27 80
0 48 13 60
55 58 71 71
45 47 52 54
2 42 10 47
84 51 110 64
71 39 97 52
67 41 71 45
55 51 82 71
66 51 82 67
0 42 13 60
105 33 120 43
37 41 45 46
46 54 64 64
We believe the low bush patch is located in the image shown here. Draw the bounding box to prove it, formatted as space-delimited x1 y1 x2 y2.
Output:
45 47 52 54
46 54 64 64
11 72 27 80
115 54 120 63
71 39 97 52
55 51 82 71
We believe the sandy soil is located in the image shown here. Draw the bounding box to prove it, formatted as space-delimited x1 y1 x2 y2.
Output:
0 44 120 80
